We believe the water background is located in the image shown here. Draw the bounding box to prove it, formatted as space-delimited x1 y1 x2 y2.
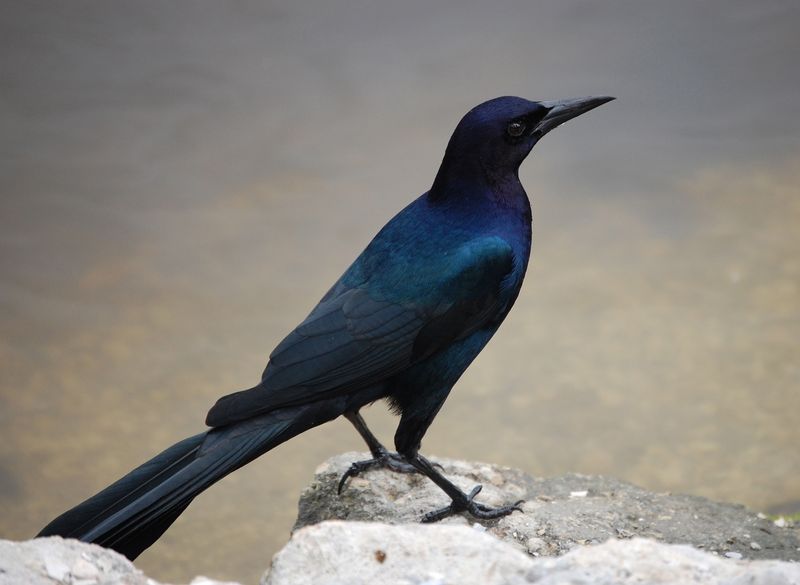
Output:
1 2 799 583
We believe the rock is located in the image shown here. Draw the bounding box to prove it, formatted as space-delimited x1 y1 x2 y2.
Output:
295 452 800 562
0 536 241 585
725 551 744 559
5 454 799 584
262 521 535 585
526 537 800 585
263 521 800 585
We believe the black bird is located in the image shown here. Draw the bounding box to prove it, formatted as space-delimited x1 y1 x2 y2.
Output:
39 95 614 559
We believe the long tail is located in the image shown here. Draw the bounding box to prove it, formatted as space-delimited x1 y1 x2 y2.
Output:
38 398 346 559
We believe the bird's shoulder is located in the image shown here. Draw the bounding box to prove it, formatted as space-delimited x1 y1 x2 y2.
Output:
207 202 520 425
339 198 518 305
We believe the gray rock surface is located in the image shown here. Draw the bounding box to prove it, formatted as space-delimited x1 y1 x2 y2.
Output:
295 452 800 561
0 536 241 585
5 454 798 584
264 521 800 585
263 521 535 585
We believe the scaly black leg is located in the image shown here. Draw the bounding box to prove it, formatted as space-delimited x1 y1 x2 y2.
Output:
338 411 417 494
408 453 524 522
345 411 391 458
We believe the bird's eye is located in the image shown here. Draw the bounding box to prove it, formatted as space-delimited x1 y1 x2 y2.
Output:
506 121 526 137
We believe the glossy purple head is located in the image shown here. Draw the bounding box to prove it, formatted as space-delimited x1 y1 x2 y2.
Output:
449 95 614 171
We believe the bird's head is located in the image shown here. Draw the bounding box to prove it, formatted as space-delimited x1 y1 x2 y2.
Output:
432 95 614 195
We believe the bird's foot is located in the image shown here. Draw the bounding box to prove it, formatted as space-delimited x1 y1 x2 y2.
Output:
421 485 524 523
338 449 417 494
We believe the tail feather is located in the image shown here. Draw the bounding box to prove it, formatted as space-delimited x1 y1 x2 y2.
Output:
38 399 345 559
38 432 206 540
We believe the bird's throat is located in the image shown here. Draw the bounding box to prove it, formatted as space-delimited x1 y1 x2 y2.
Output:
430 152 526 205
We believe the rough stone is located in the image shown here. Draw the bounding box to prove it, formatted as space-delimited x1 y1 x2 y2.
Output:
263 521 535 585
526 536 800 585
5 454 798 584
295 452 800 562
263 521 800 585
0 536 241 585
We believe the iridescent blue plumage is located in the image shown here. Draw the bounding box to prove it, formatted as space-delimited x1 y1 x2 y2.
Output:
39 95 614 557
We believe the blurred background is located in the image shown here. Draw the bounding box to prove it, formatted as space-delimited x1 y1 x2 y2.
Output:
1 1 799 583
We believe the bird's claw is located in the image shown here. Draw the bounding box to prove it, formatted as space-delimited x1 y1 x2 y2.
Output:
421 484 524 523
337 450 417 494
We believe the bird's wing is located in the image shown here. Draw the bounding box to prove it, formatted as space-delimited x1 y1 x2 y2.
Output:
205 237 515 427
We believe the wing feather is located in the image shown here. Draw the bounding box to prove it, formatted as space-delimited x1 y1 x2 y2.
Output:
205 237 515 427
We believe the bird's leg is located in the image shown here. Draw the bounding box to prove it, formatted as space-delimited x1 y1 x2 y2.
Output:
407 452 524 523
345 411 391 458
338 411 417 494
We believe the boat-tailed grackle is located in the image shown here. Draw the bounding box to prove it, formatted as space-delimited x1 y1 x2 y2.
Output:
39 95 614 559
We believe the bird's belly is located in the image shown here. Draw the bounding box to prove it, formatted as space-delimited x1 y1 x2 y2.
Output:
387 327 497 409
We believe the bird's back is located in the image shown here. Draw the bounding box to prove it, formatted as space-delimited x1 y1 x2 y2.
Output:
206 190 532 427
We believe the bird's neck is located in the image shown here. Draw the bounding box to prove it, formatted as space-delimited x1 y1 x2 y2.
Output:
429 154 529 214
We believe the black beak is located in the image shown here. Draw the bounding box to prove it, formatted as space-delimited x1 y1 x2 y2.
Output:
533 96 615 138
